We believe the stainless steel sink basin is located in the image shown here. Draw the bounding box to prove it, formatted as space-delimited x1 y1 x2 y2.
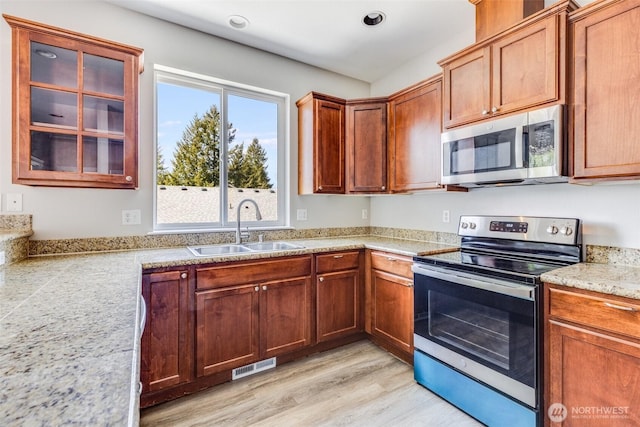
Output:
187 244 253 256
187 241 305 257
244 241 305 251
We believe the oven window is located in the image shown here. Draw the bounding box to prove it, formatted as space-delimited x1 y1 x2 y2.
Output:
450 128 516 175
414 276 536 387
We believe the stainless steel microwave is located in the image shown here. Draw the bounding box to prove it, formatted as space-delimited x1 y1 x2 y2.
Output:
441 105 566 187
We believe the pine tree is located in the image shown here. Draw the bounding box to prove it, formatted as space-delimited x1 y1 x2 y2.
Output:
227 142 245 188
156 147 171 185
243 138 272 189
167 105 232 187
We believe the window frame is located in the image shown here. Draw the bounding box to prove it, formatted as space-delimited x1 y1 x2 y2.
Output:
153 65 290 232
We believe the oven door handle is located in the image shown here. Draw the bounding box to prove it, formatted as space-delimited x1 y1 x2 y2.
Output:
412 264 535 301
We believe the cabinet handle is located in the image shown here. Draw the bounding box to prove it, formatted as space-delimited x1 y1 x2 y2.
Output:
491 106 499 113
125 175 133 182
386 257 397 262
333 255 344 259
255 286 259 292
262 285 267 291
482 109 489 115
603 302 637 312
319 277 324 282
180 272 187 279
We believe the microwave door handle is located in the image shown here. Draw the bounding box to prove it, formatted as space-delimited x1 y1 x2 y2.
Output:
515 126 525 168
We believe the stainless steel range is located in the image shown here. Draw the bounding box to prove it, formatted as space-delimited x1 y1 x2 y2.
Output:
412 215 582 427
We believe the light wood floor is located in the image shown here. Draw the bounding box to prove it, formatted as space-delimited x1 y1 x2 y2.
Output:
140 340 483 426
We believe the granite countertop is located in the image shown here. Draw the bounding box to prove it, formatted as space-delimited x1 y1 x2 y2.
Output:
0 229 32 242
541 262 640 300
0 236 457 426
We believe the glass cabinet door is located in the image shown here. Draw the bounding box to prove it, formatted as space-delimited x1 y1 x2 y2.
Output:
6 15 143 188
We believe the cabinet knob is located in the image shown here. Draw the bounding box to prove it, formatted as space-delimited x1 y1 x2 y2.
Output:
125 175 133 182
482 109 489 115
318 186 323 190
180 272 187 279
262 285 267 291
381 186 386 190
255 286 259 292
491 106 499 113
319 277 324 282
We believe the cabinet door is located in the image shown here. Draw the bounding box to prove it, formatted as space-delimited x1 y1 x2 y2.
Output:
261 276 311 358
572 1 640 179
346 101 387 193
195 284 260 377
6 16 142 189
371 269 413 356
388 79 443 192
547 321 640 426
442 47 491 128
492 14 559 115
141 270 192 393
316 269 361 343
315 99 345 193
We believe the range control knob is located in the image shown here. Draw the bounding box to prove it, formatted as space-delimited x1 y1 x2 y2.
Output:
469 222 477 230
461 222 469 229
560 227 573 236
546 225 559 235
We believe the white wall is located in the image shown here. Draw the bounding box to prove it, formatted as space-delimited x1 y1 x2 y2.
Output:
369 0 640 250
0 0 370 239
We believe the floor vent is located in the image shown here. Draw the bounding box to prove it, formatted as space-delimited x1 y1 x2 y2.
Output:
232 357 277 380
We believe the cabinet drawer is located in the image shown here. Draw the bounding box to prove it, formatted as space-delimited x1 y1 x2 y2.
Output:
196 256 311 290
548 287 640 339
316 251 360 273
370 251 413 278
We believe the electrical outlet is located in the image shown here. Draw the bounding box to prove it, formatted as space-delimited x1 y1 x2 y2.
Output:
296 209 307 221
442 210 450 223
0 251 5 266
122 209 141 225
362 209 368 220
6 193 23 212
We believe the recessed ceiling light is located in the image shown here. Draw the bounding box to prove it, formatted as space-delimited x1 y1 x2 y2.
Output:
35 49 57 59
363 11 385 26
228 15 249 30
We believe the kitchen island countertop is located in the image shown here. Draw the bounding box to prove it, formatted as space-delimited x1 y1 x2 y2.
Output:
0 236 456 426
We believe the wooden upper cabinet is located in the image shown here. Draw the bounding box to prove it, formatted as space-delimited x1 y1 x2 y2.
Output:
570 0 640 181
4 15 143 189
346 99 388 193
440 1 575 129
472 0 544 41
297 92 346 194
388 76 443 192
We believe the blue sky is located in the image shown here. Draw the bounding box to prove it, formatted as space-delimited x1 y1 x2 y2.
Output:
157 82 278 186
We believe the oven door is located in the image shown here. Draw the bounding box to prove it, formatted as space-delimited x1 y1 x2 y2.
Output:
412 263 539 408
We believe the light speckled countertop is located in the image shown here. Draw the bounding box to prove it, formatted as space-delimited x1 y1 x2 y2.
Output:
0 236 456 426
541 262 640 300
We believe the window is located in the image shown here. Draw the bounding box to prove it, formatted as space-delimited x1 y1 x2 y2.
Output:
154 66 289 231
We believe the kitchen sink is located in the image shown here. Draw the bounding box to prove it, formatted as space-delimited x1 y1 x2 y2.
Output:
187 241 305 257
244 241 305 251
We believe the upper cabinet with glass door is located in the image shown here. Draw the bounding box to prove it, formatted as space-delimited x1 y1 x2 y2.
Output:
4 15 143 188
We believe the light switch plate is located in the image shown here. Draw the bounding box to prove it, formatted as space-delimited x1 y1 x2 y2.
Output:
296 209 307 221
6 193 23 212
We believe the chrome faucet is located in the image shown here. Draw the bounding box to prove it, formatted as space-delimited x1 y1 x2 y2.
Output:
235 198 262 244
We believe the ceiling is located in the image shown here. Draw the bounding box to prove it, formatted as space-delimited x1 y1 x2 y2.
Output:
106 0 476 83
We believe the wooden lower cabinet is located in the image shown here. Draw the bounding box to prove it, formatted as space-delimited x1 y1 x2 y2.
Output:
545 284 640 426
141 269 193 394
195 256 312 377
315 251 363 343
367 251 414 363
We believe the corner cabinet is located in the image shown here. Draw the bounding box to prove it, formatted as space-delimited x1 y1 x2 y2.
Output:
297 92 346 194
439 1 575 129
4 15 143 189
570 0 640 181
346 99 388 193
388 76 444 192
544 284 640 426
